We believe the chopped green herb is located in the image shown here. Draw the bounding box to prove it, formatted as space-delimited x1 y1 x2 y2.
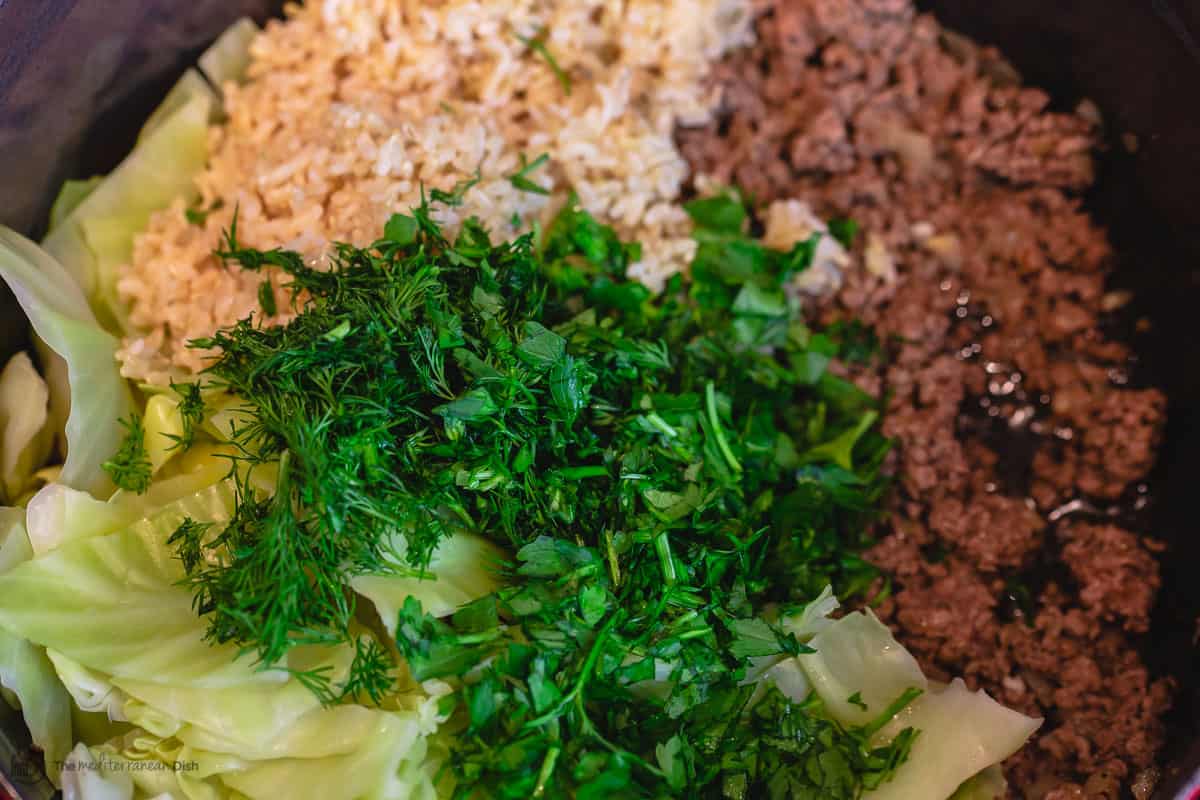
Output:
507 152 551 195
338 636 394 706
165 380 207 453
172 185 898 795
828 218 860 249
184 198 225 227
257 279 277 316
429 171 481 207
516 27 572 96
168 517 212 575
102 413 152 493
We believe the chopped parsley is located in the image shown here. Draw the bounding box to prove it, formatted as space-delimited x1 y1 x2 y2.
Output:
170 186 906 796
828 218 860 249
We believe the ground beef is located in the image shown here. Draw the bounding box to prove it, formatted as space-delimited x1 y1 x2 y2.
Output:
1059 522 1160 633
677 1 1172 795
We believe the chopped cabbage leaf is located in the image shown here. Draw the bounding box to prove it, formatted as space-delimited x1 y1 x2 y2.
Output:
791 608 1040 799
797 609 926 727
26 484 135 556
40 91 212 325
198 19 260 90
26 464 230 557
0 483 286 688
0 228 134 498
32 334 71 461
0 352 53 503
46 650 129 722
109 442 235 515
212 706 444 800
66 690 447 800
0 632 73 785
136 68 217 145
111 646 355 760
61 742 134 800
781 583 841 640
48 177 103 234
141 393 184 474
0 505 32 575
869 679 1040 800
353 532 507 633
0 507 73 785
78 213 147 331
949 765 1008 800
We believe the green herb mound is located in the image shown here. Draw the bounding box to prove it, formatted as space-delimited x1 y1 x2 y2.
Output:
181 189 908 797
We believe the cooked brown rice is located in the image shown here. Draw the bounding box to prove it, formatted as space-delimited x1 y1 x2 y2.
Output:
115 0 756 385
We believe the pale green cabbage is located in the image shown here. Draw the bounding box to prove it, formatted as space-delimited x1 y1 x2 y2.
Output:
198 19 261 91
0 483 284 689
25 468 232 558
40 17 258 331
868 678 1039 800
40 91 212 327
0 352 53 503
63 697 446 800
141 393 185 474
32 335 71 462
48 178 103 234
135 69 217 146
797 609 926 727
354 531 506 632
0 229 134 498
61 742 134 800
788 607 1040 800
0 507 73 784
949 765 1008 800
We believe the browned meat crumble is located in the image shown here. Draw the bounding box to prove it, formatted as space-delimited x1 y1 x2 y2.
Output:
677 0 1172 795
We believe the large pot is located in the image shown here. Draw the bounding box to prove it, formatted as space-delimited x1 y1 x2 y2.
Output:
0 1 1197 798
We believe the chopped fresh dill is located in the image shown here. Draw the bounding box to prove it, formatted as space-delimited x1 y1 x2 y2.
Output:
169 182 905 796
515 27 572 95
339 637 394 706
257 279 277 316
168 517 212 575
165 380 207 453
184 198 225 227
428 170 481 207
102 413 152 493
506 152 551 195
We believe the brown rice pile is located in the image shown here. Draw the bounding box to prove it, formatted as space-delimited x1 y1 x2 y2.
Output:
115 0 757 385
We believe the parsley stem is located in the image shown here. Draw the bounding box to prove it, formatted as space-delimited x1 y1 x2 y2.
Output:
522 610 625 730
860 687 924 739
644 412 678 438
654 531 678 585
604 529 621 587
705 381 743 474
579 715 666 780
554 465 609 480
532 745 560 797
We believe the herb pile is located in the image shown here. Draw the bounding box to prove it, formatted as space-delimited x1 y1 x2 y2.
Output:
151 187 912 796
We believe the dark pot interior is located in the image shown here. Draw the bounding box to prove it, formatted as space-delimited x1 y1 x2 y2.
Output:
1 1 1198 797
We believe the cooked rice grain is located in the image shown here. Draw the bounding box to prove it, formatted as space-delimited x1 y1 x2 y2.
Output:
116 0 753 384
